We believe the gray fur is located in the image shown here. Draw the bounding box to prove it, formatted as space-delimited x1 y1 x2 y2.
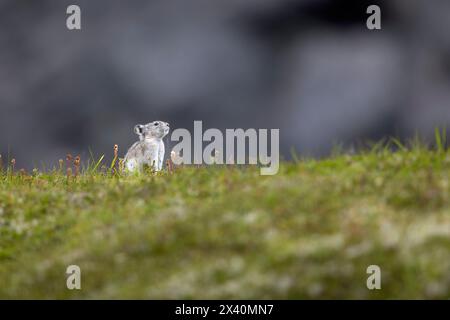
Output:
124 121 170 172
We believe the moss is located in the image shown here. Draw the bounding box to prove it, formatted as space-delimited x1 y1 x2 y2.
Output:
0 150 449 298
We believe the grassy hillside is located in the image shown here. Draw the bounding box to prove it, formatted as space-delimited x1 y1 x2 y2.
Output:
0 147 449 299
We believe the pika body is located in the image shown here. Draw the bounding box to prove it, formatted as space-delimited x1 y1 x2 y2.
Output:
124 121 170 172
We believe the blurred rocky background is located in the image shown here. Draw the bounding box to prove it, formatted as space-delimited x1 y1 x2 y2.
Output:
1 0 450 169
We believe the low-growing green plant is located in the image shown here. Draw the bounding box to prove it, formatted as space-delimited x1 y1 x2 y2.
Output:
0 140 449 299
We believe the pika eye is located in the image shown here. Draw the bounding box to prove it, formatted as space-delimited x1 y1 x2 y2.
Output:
154 122 159 126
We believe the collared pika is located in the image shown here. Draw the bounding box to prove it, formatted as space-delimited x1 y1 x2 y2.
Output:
124 121 170 172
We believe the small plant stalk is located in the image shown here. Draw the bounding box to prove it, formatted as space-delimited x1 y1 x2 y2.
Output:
166 159 172 174
66 167 72 181
59 159 64 174
119 158 124 174
66 154 73 174
10 159 16 175
112 144 119 175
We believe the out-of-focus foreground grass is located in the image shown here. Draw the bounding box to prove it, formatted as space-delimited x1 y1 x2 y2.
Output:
0 146 449 299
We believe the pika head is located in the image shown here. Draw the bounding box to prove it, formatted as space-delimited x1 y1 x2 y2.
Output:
134 121 170 140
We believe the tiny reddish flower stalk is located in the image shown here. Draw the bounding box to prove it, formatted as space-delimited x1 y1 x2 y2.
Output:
166 159 171 174
166 159 174 174
113 144 119 175
74 155 81 177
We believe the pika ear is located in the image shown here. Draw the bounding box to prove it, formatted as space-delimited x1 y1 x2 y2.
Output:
134 125 144 135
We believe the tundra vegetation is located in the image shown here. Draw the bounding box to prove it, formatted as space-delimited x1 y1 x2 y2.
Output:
0 133 449 299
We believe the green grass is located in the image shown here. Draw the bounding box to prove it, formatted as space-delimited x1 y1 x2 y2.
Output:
0 147 449 299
